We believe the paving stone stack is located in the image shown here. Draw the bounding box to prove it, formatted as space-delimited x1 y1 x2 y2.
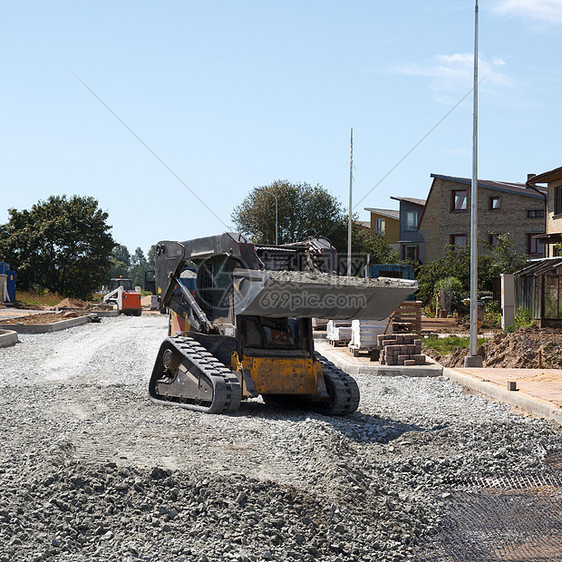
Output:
378 333 426 366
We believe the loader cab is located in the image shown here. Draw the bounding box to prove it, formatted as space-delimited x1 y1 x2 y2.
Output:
238 315 313 359
109 278 133 291
196 255 240 322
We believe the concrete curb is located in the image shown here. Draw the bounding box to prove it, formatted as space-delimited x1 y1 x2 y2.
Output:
54 308 119 318
0 329 18 347
0 314 97 334
92 310 119 317
316 343 443 377
443 367 562 426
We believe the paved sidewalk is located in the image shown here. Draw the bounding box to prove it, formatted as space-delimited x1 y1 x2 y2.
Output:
444 366 562 426
315 335 562 426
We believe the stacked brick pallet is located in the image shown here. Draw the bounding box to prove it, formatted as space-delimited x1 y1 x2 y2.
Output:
378 333 427 366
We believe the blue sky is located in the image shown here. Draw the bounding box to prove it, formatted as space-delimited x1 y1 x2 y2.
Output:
1 0 561 254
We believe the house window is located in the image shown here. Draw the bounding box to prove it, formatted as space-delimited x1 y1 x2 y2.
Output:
451 189 467 211
375 218 385 235
556 187 562 215
489 233 500 247
450 234 467 248
527 209 545 218
405 211 418 231
403 245 419 261
528 234 545 256
489 196 500 210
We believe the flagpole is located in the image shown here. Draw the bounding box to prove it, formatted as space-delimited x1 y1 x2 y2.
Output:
347 128 353 277
465 0 483 368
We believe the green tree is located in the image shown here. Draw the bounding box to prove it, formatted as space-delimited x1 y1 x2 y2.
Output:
147 244 156 270
0 195 115 299
487 232 528 274
351 225 400 264
129 247 149 288
416 236 528 306
417 245 472 306
108 244 131 279
232 180 349 250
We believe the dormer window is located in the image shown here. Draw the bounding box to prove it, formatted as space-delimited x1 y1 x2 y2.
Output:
451 189 467 211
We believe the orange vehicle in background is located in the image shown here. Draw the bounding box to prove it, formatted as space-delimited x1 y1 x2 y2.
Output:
103 278 142 316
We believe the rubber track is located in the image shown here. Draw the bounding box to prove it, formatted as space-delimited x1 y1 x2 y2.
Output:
315 354 360 415
149 336 242 414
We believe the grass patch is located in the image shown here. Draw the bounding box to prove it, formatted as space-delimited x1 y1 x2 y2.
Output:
15 291 63 308
423 334 486 355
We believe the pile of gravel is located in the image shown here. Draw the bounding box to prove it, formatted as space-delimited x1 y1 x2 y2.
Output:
1 316 561 561
0 452 436 562
267 271 414 288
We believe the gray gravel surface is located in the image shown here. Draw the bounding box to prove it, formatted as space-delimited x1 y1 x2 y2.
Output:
1 315 560 562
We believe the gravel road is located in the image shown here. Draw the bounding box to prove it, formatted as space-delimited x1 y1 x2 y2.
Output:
1 315 561 562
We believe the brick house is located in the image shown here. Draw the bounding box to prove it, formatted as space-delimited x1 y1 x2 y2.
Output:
363 208 400 251
418 173 547 263
389 196 426 262
526 166 562 257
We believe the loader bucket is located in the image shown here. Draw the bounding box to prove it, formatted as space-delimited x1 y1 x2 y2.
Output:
233 269 417 320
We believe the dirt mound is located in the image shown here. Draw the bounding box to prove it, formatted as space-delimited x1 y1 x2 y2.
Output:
55 298 90 309
0 312 86 325
90 302 114 311
427 328 562 369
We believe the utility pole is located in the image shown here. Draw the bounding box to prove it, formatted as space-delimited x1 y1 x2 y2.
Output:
465 0 483 368
347 128 353 277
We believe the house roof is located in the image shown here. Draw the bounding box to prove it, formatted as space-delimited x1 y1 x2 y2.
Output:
533 233 562 243
515 257 562 277
429 173 547 200
364 208 400 220
527 166 562 185
418 173 547 231
389 196 426 207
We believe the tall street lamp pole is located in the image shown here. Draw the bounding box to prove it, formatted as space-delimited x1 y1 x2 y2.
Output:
257 188 279 245
348 128 353 277
465 0 483 368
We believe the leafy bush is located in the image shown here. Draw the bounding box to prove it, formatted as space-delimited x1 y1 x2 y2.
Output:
515 307 534 328
416 236 528 307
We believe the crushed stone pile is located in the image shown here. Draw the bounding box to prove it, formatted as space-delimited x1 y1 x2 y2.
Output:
0 453 436 562
267 271 414 288
1 316 561 561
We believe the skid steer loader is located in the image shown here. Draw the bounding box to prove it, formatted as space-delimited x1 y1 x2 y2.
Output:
149 232 416 415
